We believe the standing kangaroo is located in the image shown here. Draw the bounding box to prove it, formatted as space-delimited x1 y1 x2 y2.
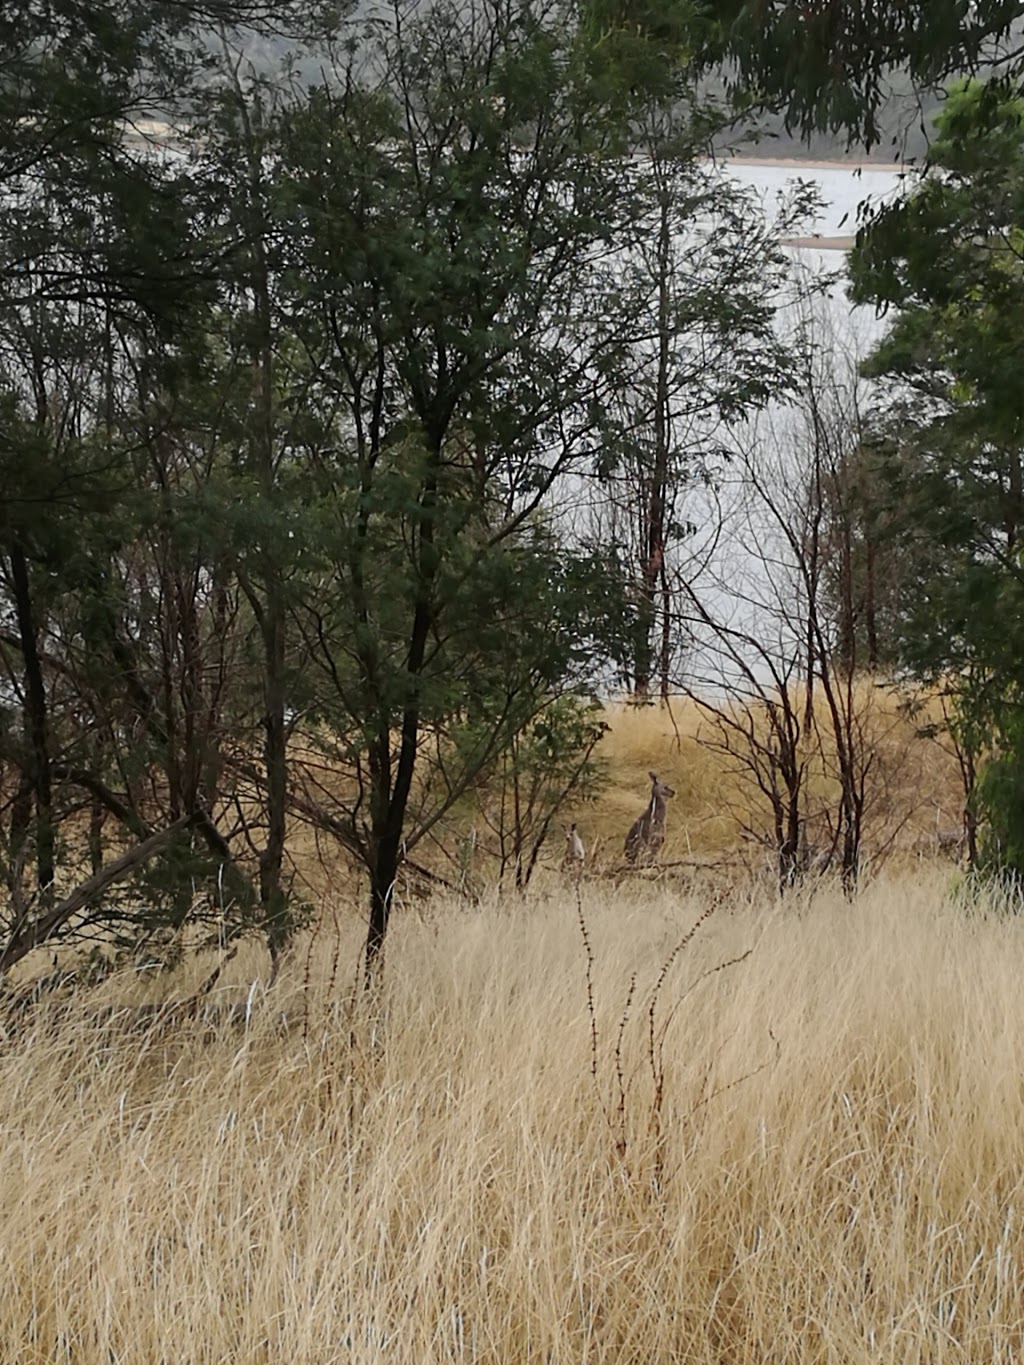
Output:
562 823 586 877
624 771 676 866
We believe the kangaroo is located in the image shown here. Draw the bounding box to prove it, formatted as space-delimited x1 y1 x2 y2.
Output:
624 771 676 866
563 823 586 876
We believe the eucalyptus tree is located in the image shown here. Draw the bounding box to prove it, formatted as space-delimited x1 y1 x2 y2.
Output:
0 186 282 970
0 0 328 973
587 114 813 703
693 0 1024 151
256 0 645 971
847 80 1024 874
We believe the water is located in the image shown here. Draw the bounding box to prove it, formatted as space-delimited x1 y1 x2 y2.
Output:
723 157 909 240
672 160 914 690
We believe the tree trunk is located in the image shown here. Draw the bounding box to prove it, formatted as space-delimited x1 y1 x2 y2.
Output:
366 854 395 982
235 81 291 964
634 192 671 702
9 543 54 898
778 756 804 891
659 559 672 703
0 815 195 976
363 442 441 979
513 746 525 892
259 587 289 959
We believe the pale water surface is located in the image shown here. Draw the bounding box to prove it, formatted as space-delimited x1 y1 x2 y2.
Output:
679 160 915 689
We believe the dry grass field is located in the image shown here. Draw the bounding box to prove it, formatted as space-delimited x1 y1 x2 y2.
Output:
4 866 1024 1363
520 688 965 877
0 697 1004 1362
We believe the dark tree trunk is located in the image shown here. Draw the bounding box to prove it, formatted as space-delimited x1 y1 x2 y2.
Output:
957 732 980 868
777 770 804 892
259 588 289 959
659 559 672 703
363 443 441 980
965 803 979 867
234 81 291 965
634 193 671 702
9 543 54 898
512 750 525 892
841 818 859 896
366 834 401 982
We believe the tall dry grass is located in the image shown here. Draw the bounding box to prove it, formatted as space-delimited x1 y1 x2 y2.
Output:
3 870 1024 1362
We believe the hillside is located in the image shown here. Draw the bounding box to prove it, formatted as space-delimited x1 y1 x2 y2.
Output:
275 689 968 917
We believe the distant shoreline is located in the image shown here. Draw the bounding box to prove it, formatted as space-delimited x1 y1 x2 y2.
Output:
712 154 908 173
780 234 856 251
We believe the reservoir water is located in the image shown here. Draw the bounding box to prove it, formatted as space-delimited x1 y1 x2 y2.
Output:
673 158 914 689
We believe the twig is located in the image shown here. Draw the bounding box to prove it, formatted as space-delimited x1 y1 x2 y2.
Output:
186 944 240 1018
574 881 599 1084
614 973 637 1161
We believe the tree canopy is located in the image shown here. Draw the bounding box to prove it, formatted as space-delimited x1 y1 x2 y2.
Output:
0 0 813 976
702 0 1024 150
848 78 1024 871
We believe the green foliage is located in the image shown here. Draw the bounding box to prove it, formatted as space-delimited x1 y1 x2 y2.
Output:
849 78 1024 671
0 1 321 331
976 703 1024 884
0 0 804 975
579 0 710 105
853 82 1024 445
701 0 1024 150
850 79 1024 872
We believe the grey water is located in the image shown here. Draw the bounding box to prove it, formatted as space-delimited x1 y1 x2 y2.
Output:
673 159 912 693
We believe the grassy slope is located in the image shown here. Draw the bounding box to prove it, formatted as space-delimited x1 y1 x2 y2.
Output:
286 689 966 905
4 870 1024 1362
554 690 963 868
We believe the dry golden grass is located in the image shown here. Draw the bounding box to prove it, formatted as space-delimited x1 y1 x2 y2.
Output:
4 869 1024 1362
590 698 740 858
571 689 964 869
